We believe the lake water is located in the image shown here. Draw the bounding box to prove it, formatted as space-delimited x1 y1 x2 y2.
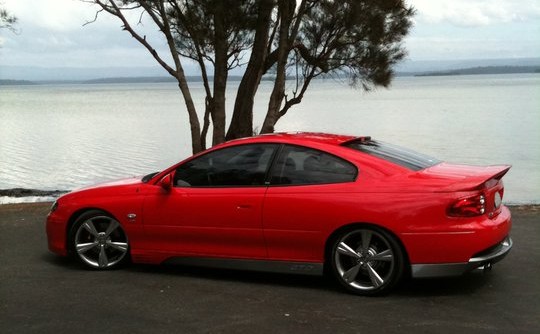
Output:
1 74 539 204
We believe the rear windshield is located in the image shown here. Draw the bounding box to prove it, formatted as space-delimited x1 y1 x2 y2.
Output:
344 139 440 171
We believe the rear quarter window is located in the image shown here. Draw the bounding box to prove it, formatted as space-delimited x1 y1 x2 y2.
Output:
270 145 357 185
344 140 440 171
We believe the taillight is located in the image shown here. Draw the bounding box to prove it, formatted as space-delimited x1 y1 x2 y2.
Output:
448 194 486 217
494 190 503 209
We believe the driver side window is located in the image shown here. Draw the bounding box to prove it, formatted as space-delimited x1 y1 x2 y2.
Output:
174 144 278 187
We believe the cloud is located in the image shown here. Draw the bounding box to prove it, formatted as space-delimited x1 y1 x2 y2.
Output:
409 0 540 27
2 0 539 69
404 30 540 61
3 0 98 31
1 0 170 68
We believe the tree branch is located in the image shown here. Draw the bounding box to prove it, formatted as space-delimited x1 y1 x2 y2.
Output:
94 0 178 78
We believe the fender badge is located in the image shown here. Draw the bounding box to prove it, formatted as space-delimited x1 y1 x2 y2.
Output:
127 213 137 221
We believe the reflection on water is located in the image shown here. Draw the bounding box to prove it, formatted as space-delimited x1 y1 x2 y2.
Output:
1 74 539 204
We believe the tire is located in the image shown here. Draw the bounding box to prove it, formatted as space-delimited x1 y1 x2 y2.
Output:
330 226 405 296
70 210 129 269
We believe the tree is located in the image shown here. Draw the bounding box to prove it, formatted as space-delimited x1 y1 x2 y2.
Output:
89 0 414 153
0 4 17 32
256 0 414 135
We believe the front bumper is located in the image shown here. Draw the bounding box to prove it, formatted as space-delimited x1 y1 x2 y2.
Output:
46 210 69 256
411 236 513 278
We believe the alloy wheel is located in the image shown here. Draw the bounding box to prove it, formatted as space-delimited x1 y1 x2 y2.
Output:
332 227 403 295
73 213 129 269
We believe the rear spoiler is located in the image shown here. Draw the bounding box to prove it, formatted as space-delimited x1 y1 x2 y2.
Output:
443 165 511 192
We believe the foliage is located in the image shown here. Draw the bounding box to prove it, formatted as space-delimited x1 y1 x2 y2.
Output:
0 4 17 32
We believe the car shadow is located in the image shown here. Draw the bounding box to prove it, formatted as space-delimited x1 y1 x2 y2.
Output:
41 252 78 268
394 271 493 297
128 262 340 293
40 252 128 271
127 262 494 297
42 253 495 297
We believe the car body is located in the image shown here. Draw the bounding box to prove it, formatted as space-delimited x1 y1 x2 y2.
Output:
46 132 512 295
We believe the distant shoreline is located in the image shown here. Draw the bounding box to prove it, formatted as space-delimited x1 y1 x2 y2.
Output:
0 75 271 86
0 188 69 198
1 66 539 86
414 65 540 77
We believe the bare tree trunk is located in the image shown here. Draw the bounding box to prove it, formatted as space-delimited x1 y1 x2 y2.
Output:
226 0 274 140
161 6 203 153
261 0 295 134
211 1 228 145
176 79 203 154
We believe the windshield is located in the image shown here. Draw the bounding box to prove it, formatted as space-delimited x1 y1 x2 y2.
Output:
344 139 440 171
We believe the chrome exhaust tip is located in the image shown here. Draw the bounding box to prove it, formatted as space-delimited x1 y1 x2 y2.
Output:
479 262 493 273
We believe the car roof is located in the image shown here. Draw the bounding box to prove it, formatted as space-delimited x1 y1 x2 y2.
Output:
227 132 368 147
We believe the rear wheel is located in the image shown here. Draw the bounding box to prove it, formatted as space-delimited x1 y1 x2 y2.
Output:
70 210 129 269
330 226 404 295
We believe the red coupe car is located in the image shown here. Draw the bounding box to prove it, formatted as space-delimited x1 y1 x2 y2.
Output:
46 132 512 295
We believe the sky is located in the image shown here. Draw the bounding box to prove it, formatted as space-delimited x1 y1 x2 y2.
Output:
1 0 539 79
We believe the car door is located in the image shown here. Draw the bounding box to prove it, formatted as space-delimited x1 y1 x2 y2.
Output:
262 144 358 262
142 144 278 259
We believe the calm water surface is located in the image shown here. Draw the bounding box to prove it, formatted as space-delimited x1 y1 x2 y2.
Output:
1 74 539 204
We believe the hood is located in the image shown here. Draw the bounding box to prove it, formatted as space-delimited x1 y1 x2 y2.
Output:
74 177 142 191
63 177 143 198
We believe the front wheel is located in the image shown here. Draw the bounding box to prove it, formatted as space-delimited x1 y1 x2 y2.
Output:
70 210 129 269
330 226 405 296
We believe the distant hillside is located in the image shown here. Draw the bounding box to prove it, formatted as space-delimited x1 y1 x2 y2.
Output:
2 58 539 81
0 75 277 86
0 79 36 85
82 76 177 84
1 65 539 86
415 66 540 77
82 75 253 84
395 57 540 73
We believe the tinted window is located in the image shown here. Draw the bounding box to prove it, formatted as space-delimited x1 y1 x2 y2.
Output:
270 145 357 185
345 140 440 171
174 144 278 187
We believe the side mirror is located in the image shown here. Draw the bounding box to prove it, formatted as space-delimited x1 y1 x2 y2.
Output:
159 174 172 191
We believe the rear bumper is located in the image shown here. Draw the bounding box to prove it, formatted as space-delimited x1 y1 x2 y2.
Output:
411 236 512 278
